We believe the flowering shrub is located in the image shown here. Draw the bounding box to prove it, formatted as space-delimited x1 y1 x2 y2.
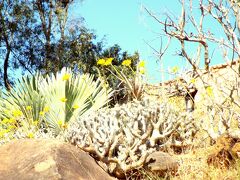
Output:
97 58 146 101
122 59 132 66
0 68 112 136
171 66 179 74
97 58 113 66
206 86 214 97
138 60 145 74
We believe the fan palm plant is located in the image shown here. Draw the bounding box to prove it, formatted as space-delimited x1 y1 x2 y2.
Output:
0 74 45 129
0 68 112 135
40 68 112 134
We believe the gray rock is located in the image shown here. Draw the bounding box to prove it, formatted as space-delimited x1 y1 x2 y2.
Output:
145 151 179 175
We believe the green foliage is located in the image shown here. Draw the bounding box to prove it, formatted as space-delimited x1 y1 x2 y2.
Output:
0 0 38 87
97 57 145 102
111 62 145 101
0 68 112 135
40 68 112 134
0 1 141 92
0 74 45 129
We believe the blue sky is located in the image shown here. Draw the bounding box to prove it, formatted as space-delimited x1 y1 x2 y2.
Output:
72 1 226 83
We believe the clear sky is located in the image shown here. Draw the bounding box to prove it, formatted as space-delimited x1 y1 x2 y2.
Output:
72 0 227 83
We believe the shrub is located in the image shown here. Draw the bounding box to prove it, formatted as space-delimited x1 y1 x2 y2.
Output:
0 68 112 136
66 98 198 178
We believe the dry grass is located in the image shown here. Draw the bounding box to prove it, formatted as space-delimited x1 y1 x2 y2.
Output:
172 102 240 180
138 91 240 180
136 146 240 180
174 147 239 180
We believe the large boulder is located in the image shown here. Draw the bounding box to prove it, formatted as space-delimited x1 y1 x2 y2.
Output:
0 139 115 180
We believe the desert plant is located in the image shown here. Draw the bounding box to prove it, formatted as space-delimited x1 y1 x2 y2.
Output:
111 60 146 101
201 105 240 141
66 98 198 178
0 68 113 135
97 58 146 102
143 0 240 119
0 74 46 129
39 68 113 134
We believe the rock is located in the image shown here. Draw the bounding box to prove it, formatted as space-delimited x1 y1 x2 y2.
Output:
145 151 179 176
0 139 115 180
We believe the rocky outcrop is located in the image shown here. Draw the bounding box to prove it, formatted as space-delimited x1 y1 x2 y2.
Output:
0 139 115 180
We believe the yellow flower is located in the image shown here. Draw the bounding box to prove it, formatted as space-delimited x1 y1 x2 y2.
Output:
190 78 196 84
0 129 8 137
39 111 45 116
206 86 213 97
138 61 145 68
139 67 145 74
171 66 179 74
26 106 32 111
104 58 113 66
57 120 67 129
8 118 16 124
8 125 16 130
33 120 38 126
57 119 64 126
97 58 105 65
62 73 70 81
2 118 9 124
122 59 131 66
72 104 79 109
12 110 23 117
57 120 63 126
43 106 50 112
27 132 34 139
60 97 67 102
97 58 113 66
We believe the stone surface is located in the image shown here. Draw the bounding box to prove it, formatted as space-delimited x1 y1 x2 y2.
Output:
145 151 179 176
0 139 115 180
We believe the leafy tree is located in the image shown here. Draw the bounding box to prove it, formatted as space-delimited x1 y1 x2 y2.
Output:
0 0 76 90
34 0 76 74
0 0 37 90
0 0 140 96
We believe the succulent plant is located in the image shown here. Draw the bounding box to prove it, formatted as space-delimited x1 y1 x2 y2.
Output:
66 98 198 177
0 68 113 136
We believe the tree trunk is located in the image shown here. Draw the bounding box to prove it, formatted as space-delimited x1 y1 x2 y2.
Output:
3 47 11 91
36 0 53 74
185 89 198 113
